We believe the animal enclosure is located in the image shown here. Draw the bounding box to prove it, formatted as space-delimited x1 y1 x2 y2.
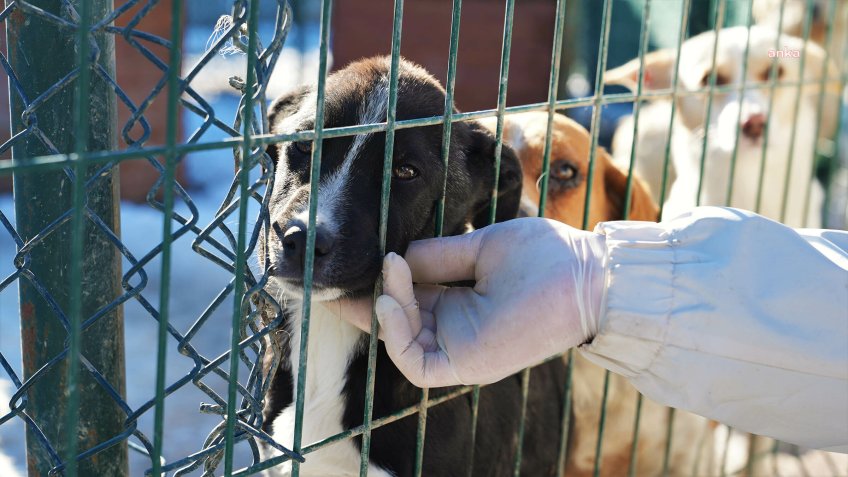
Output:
0 0 845 476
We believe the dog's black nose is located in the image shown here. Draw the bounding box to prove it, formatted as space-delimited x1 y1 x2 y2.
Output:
280 220 336 270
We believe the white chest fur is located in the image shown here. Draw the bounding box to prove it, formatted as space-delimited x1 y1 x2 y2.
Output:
261 301 394 477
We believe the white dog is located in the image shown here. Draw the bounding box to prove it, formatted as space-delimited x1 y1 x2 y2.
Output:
607 26 839 227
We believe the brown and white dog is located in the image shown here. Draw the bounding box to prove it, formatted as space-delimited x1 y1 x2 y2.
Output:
480 111 716 476
479 112 657 225
607 26 840 227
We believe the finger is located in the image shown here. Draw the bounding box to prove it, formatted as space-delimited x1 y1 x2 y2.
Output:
382 253 422 336
403 230 484 284
410 284 448 311
330 297 377 335
375 295 460 388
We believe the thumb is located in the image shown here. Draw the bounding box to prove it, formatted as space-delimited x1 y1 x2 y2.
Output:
375 295 457 388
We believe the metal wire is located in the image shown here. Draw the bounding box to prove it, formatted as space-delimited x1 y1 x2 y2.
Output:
1 1 845 476
1 1 292 475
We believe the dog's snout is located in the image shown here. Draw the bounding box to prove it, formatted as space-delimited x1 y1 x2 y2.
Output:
280 221 337 270
741 113 766 140
282 223 306 258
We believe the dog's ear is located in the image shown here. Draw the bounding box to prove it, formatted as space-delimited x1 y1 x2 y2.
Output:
604 50 676 92
266 84 312 163
792 39 841 139
466 122 523 229
603 152 659 222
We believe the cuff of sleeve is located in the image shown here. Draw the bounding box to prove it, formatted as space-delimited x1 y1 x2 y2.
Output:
578 220 677 378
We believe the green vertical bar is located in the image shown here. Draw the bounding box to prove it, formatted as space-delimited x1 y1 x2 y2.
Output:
622 0 653 221
538 0 567 215
724 0 755 206
626 394 644 477
592 371 611 477
10 0 127 475
419 0 463 474
822 59 848 227
803 0 839 226
224 0 262 474
488 0 516 226
538 2 569 475
481 1 523 474
361 1 404 474
465 388 481 477
623 3 654 471
660 407 676 476
555 351 575 475
291 1 333 477
583 2 614 476
754 0 788 213
657 0 693 213
582 0 613 231
779 0 816 223
152 0 183 475
511 368 530 477
694 0 726 207
434 0 463 239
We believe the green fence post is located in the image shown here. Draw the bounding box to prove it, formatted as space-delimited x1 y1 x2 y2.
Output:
8 1 127 475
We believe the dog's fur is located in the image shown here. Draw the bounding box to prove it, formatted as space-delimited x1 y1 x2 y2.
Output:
607 26 840 227
753 0 847 73
481 112 719 476
258 57 566 476
479 112 658 224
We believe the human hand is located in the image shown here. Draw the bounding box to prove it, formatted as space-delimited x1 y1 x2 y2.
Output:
344 218 608 388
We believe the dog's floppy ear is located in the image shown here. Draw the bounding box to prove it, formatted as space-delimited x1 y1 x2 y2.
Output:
466 122 523 229
266 84 312 163
792 39 841 139
603 151 659 222
604 50 676 92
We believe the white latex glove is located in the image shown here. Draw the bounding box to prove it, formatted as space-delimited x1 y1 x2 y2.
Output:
344 217 608 388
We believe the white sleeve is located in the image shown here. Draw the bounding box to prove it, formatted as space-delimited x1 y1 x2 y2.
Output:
579 206 848 453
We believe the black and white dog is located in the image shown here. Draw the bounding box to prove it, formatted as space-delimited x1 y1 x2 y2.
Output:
259 57 566 476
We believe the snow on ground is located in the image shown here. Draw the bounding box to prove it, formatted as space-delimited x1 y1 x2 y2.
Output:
0 380 23 477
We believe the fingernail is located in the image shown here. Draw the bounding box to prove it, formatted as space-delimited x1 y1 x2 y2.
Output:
375 295 398 318
382 252 396 278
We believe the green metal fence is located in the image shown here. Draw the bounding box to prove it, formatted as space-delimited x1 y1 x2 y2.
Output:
0 0 845 476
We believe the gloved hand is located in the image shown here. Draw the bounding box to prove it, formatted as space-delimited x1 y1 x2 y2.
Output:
343 217 609 388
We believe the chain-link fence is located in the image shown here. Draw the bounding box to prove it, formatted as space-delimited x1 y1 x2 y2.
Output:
1 0 293 474
0 0 846 476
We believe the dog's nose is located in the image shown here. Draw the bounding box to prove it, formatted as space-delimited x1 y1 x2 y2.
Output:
280 221 336 270
741 113 766 140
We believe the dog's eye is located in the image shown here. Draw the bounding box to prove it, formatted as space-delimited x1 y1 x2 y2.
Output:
760 65 785 82
701 71 729 87
550 160 578 183
292 140 312 155
393 164 419 181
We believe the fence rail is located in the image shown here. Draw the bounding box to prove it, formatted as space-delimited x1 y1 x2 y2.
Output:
1 0 846 476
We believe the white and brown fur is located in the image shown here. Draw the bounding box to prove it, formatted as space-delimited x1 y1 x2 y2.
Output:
753 0 847 75
607 26 840 227
257 57 567 476
481 112 720 476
